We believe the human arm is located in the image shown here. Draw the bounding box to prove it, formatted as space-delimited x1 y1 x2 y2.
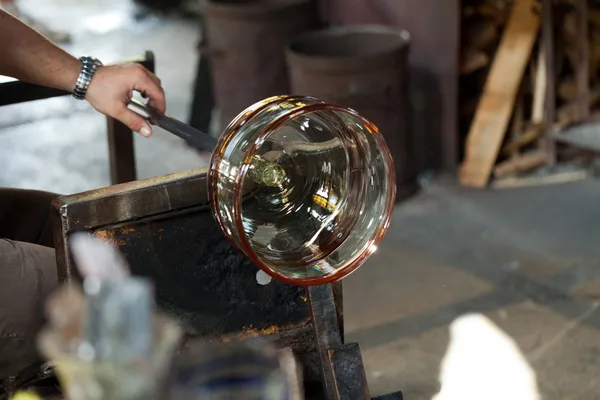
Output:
0 9 165 136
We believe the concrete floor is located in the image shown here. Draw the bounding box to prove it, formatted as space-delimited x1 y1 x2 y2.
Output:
2 1 600 399
347 180 600 399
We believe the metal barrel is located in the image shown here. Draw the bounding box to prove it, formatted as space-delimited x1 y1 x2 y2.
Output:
204 0 319 131
285 25 417 201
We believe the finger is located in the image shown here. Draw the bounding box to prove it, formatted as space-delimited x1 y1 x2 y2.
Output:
134 73 166 114
116 107 152 137
145 74 161 108
146 70 162 87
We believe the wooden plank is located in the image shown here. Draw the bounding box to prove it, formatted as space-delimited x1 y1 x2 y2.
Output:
502 123 544 156
575 0 590 119
540 0 557 164
508 88 526 159
532 47 547 124
460 49 490 75
493 150 547 179
459 0 541 188
492 170 588 189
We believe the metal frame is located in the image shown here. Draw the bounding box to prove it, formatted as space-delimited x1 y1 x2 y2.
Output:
52 166 207 281
51 168 402 399
0 51 156 185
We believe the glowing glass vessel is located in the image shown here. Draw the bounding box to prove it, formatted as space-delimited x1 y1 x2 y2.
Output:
208 95 396 285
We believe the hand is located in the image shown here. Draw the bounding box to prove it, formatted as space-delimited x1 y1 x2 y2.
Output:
85 63 166 137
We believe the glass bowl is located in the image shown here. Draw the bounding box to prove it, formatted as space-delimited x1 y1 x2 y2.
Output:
208 95 396 285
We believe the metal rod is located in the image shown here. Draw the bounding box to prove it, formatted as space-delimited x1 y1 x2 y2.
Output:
127 99 285 187
128 99 218 153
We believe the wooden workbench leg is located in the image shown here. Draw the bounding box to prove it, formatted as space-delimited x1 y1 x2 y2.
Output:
107 117 137 184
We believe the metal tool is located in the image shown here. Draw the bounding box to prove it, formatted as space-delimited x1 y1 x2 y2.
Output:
127 99 218 153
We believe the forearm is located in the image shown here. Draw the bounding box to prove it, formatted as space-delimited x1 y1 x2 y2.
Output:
0 9 80 91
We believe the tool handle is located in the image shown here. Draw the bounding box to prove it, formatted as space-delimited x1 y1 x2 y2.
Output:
127 99 218 153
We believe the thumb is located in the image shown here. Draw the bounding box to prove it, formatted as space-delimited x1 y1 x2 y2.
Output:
116 108 153 137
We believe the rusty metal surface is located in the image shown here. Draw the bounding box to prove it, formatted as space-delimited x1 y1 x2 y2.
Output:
320 0 461 173
329 343 371 400
51 167 208 282
286 26 417 200
204 0 319 130
52 167 311 334
93 208 310 336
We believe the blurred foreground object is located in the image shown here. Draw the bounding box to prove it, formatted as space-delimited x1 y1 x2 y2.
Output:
170 340 302 400
8 391 42 400
433 313 540 400
37 233 182 400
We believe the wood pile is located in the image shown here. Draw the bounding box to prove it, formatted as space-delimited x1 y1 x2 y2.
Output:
460 0 513 115
459 0 600 188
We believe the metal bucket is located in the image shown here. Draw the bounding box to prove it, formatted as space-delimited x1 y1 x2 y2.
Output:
285 25 416 200
204 0 319 131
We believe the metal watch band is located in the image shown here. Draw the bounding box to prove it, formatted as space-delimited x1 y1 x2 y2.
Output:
72 56 103 100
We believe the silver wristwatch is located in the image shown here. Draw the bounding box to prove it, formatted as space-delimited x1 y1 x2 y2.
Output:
72 56 103 100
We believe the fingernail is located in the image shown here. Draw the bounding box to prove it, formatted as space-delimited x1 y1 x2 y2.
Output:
140 126 152 137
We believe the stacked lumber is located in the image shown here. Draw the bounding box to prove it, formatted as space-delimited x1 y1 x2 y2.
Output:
460 0 513 119
554 0 600 126
459 0 599 188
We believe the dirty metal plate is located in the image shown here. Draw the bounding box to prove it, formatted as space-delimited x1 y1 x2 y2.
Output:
93 207 310 337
